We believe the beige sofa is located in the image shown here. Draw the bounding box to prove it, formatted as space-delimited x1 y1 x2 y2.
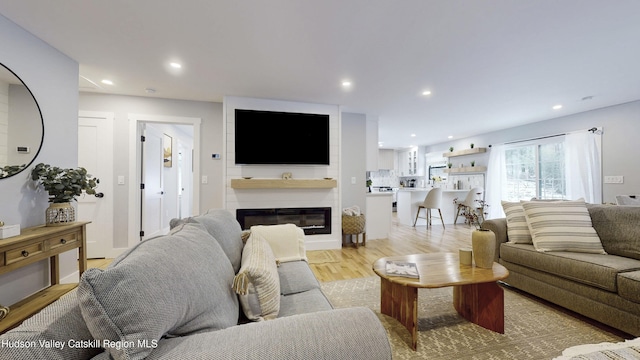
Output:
483 204 640 336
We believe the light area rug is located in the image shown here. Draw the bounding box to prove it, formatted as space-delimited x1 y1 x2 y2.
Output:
320 276 625 360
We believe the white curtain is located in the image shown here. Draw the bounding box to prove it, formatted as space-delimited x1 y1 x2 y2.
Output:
565 130 602 204
485 144 506 219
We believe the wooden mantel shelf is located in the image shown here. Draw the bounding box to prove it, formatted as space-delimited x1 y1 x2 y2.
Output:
231 178 337 189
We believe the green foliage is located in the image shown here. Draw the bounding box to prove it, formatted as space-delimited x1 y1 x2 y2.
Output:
31 163 99 203
0 164 26 179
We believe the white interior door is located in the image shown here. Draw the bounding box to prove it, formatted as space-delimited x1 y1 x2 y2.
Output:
142 124 165 240
78 112 114 258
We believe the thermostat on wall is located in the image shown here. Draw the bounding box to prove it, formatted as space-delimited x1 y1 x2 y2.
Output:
17 146 30 154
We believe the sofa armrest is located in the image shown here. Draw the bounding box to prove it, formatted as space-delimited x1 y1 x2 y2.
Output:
482 218 508 261
148 307 392 360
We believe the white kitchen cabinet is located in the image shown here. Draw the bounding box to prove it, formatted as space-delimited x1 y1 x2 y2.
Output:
378 149 395 169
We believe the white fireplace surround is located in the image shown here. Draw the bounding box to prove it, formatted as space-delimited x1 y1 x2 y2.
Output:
223 96 341 250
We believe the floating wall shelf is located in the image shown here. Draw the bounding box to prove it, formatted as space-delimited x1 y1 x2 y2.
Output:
443 147 487 158
444 166 487 173
230 178 337 189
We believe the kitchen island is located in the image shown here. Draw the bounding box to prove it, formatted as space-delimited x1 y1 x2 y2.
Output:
397 187 469 226
365 192 393 239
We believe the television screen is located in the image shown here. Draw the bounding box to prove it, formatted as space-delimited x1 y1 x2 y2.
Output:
234 109 330 165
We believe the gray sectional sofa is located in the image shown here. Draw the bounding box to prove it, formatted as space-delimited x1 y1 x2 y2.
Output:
0 209 391 360
483 204 640 336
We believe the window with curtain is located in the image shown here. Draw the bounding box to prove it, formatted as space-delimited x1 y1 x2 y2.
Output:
504 139 566 201
486 128 601 219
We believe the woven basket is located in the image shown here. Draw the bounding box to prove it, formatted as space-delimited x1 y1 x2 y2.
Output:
342 214 366 235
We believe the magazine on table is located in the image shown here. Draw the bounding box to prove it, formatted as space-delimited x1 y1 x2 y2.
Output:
385 261 419 278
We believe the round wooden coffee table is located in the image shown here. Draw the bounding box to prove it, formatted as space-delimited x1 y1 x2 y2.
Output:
372 252 509 350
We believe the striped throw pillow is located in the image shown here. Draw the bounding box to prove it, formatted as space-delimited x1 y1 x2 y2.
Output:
232 232 280 321
502 201 532 244
521 200 606 254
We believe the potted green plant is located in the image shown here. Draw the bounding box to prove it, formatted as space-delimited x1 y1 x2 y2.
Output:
449 146 454 152
31 163 99 226
470 143 474 149
447 162 452 168
366 179 373 193
470 160 475 167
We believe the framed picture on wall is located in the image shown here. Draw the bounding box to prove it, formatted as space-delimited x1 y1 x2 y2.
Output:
163 134 172 167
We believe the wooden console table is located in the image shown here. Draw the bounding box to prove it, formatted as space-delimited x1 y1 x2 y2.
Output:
0 221 89 333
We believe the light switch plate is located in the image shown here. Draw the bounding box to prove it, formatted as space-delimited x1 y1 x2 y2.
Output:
202 175 208 184
604 176 624 184
351 177 356 184
117 176 125 185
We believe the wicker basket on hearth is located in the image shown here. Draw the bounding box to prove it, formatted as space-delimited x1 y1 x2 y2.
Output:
342 214 366 235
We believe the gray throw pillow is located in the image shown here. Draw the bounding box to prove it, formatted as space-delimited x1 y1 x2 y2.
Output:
187 209 244 272
78 222 238 360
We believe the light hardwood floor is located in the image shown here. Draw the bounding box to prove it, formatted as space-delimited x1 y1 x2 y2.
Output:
87 215 477 282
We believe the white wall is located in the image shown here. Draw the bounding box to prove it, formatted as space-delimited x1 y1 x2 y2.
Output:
224 96 341 250
424 100 640 204
78 93 223 249
0 14 79 305
341 112 367 211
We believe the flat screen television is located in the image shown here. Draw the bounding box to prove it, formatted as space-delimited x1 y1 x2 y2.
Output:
234 109 330 165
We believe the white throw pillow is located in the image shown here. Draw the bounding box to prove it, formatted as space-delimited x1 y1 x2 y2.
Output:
233 232 280 321
502 201 532 244
521 200 606 254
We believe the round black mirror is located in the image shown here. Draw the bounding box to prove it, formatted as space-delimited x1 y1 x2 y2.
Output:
0 63 44 179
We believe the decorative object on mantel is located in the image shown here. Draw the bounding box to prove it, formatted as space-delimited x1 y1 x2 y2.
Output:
449 146 454 152
366 179 372 193
470 143 474 149
471 161 475 167
281 172 292 180
31 163 99 226
447 163 452 168
0 304 9 321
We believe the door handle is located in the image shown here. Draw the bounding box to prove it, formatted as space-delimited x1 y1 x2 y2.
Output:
95 192 104 198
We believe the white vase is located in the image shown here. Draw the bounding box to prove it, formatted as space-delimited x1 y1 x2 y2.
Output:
46 202 75 226
472 229 496 269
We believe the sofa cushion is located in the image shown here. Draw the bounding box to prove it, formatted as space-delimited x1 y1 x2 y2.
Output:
233 232 280 321
187 209 244 272
0 290 103 360
502 201 532 244
78 222 238 360
618 271 640 304
587 204 640 260
278 260 321 295
249 224 307 263
279 288 333 317
521 200 606 254
500 243 640 291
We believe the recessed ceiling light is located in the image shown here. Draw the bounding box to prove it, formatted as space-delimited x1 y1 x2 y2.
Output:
341 80 352 87
422 90 432 96
170 62 182 69
411 134 416 137
448 135 453 139
552 104 563 110
145 88 157 94
581 96 594 101
101 79 113 85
